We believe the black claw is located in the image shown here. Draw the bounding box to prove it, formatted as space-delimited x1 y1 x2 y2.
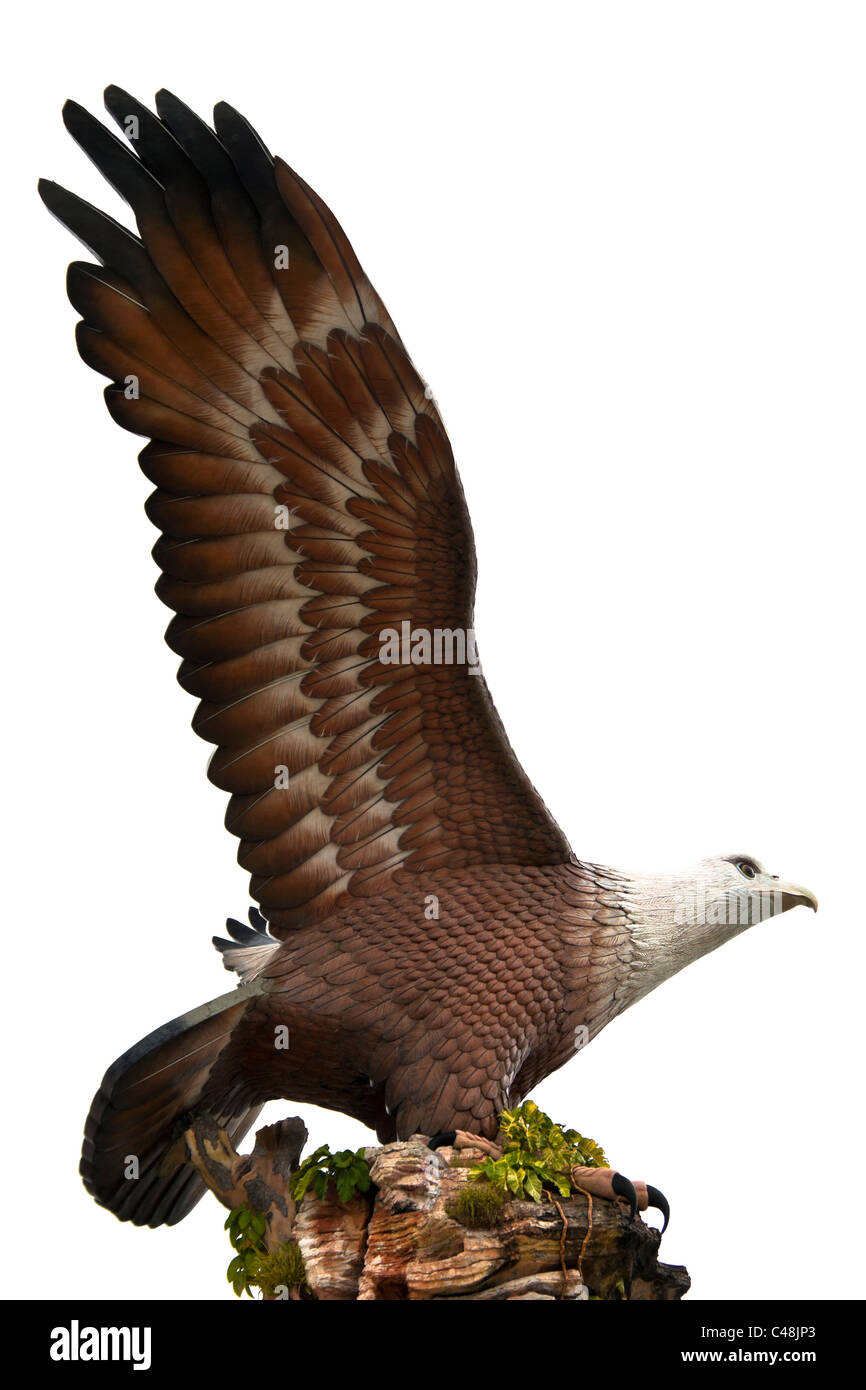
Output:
610 1171 638 1221
428 1130 458 1151
646 1184 670 1233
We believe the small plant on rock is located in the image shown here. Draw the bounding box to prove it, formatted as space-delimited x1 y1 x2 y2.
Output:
254 1240 309 1300
224 1203 309 1299
225 1203 269 1297
446 1180 507 1228
469 1100 608 1203
290 1144 372 1203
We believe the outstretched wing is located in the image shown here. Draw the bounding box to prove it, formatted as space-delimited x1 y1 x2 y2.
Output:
41 88 572 936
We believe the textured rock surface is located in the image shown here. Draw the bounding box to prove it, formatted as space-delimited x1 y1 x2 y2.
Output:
292 1136 689 1301
293 1185 369 1301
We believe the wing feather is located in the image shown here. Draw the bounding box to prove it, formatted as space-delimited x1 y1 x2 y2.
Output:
41 89 572 938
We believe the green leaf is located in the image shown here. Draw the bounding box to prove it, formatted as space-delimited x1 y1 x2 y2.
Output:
525 1172 543 1202
293 1169 314 1200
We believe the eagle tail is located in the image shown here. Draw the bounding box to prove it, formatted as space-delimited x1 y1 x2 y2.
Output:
80 982 264 1227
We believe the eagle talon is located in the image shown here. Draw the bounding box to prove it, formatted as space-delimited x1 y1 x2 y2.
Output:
640 1182 670 1233
610 1170 638 1221
571 1166 669 1232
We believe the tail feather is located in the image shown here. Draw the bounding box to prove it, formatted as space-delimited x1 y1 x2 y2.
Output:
81 981 265 1226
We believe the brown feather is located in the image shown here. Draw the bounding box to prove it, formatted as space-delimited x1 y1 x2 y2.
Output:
40 93 629 1230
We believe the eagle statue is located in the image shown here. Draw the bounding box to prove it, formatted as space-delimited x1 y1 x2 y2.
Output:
40 89 817 1230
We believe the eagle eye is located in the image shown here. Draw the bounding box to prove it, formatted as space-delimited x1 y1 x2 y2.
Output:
736 860 757 880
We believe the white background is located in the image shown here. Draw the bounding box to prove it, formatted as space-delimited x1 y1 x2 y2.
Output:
1 0 863 1302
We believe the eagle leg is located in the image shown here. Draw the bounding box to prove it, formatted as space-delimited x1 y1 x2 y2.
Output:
572 1166 670 1232
427 1139 669 1231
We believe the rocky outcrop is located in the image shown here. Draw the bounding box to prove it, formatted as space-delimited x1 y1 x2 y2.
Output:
177 1116 688 1300
296 1137 689 1301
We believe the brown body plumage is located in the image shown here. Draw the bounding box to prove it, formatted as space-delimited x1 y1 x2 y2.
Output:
42 89 815 1228
84 863 635 1223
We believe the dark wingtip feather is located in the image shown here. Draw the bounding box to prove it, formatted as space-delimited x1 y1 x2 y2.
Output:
38 178 93 238
213 101 274 162
39 176 147 273
103 85 139 126
61 96 161 205
154 90 234 183
154 88 192 127
38 177 70 212
61 98 92 136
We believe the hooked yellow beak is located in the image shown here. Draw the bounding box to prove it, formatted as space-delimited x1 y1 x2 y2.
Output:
762 878 818 913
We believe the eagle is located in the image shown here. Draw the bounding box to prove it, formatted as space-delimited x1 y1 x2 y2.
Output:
40 89 817 1229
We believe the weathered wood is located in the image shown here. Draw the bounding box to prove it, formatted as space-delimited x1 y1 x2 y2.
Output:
180 1115 307 1252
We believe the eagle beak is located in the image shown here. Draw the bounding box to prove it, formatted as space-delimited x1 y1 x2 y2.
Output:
780 885 818 912
764 880 818 913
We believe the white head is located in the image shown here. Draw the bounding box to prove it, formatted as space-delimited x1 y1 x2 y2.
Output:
619 853 817 1006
